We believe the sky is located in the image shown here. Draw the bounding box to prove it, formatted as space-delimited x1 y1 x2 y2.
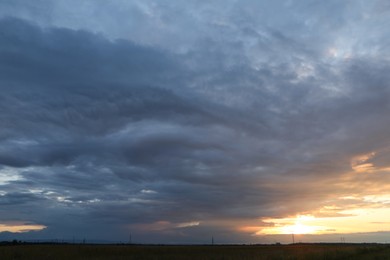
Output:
1 0 390 244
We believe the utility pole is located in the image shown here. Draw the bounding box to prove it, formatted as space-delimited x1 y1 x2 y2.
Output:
212 236 214 245
292 233 295 244
129 233 132 244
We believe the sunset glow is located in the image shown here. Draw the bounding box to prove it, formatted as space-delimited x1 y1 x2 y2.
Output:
0 223 46 233
261 215 324 235
2 0 390 244
257 203 390 237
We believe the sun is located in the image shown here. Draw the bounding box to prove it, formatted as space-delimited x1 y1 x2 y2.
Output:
280 222 319 235
261 215 323 235
281 215 321 234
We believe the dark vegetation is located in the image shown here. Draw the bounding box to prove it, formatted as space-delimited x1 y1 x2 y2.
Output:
1 242 390 259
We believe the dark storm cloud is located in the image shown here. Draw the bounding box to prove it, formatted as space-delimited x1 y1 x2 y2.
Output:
0 17 178 87
0 17 280 241
1 0 390 243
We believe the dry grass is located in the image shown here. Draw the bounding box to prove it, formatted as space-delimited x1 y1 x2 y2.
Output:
1 243 389 259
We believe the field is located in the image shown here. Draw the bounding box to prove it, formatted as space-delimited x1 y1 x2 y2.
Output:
1 243 390 259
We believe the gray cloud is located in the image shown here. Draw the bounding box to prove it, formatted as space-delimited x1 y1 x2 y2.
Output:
1 0 390 243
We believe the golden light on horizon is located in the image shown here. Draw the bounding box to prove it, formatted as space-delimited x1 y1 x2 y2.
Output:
0 222 46 233
260 215 324 235
279 222 320 235
255 197 390 237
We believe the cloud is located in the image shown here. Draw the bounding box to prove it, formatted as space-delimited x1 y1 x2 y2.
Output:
0 222 46 233
1 1 390 243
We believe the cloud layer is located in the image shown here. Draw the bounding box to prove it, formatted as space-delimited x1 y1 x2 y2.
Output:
1 0 390 243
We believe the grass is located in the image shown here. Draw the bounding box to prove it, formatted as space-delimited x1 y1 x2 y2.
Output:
1 243 390 259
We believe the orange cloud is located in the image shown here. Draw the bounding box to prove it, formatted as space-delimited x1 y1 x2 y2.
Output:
0 222 46 233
